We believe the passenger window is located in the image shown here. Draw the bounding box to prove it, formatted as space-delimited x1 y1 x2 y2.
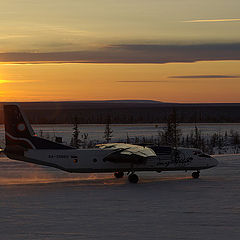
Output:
194 151 202 155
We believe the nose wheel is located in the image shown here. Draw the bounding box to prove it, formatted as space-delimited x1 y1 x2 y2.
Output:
192 171 200 179
128 173 139 183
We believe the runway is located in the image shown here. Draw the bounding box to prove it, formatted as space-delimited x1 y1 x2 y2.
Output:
0 155 239 240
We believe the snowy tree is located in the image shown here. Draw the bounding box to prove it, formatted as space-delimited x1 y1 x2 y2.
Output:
103 117 113 143
193 126 202 149
162 109 182 148
185 134 190 148
217 132 224 150
210 133 218 148
81 133 89 149
39 129 43 138
126 133 130 143
70 117 81 148
224 131 229 146
134 136 140 144
231 131 240 145
230 131 240 153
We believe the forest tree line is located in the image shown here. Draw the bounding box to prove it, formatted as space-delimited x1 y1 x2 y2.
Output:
66 109 240 155
1 102 240 124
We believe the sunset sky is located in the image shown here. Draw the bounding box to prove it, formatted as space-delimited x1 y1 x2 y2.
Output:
0 0 240 102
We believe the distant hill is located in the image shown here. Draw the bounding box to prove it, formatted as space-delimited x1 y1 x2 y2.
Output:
0 100 164 110
0 100 240 124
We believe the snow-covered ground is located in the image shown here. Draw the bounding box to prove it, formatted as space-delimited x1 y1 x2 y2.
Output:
1 123 240 148
0 154 239 240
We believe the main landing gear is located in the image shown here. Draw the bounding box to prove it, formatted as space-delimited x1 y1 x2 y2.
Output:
114 171 124 179
128 173 139 183
192 171 200 179
114 171 139 183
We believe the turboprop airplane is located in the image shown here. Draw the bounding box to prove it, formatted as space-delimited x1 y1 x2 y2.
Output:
1 104 218 183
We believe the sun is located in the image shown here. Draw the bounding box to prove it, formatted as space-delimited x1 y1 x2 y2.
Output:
0 80 9 84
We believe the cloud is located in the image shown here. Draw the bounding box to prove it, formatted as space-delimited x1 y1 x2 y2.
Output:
0 34 29 40
117 80 168 83
169 75 240 79
183 19 240 23
1 43 240 64
117 75 240 84
0 80 39 84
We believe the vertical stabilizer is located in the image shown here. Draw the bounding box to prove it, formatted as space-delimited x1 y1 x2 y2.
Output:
4 104 36 150
4 104 73 151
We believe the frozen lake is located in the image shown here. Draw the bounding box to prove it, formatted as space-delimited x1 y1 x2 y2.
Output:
0 154 239 239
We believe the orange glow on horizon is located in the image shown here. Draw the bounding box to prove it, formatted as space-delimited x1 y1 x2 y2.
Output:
0 61 240 103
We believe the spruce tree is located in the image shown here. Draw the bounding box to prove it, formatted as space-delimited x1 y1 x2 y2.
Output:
70 117 80 148
162 109 182 148
103 117 113 143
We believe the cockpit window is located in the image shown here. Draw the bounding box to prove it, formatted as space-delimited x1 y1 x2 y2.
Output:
193 151 202 155
193 150 211 158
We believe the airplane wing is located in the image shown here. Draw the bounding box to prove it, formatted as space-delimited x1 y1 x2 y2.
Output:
97 143 157 164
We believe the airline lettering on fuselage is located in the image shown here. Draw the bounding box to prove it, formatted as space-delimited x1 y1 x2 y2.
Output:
172 151 193 165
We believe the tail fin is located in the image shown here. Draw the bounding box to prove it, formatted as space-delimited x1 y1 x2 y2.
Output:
4 104 73 151
4 104 35 149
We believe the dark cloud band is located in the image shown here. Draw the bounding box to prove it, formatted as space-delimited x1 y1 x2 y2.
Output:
169 75 239 79
117 80 168 83
1 43 240 64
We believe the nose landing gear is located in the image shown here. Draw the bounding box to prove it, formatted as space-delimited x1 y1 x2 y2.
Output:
192 171 200 179
114 171 124 178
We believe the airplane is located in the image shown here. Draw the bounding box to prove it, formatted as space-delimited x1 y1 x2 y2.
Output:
0 104 218 183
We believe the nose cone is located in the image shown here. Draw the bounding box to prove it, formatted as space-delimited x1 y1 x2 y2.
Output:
210 157 219 167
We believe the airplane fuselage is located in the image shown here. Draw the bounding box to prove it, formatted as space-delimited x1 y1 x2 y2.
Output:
6 147 218 173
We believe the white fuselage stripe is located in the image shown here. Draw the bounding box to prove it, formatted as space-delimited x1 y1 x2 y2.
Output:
6 132 36 149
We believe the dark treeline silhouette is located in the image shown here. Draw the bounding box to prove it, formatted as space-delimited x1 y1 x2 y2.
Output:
0 101 240 124
119 109 240 154
122 128 240 155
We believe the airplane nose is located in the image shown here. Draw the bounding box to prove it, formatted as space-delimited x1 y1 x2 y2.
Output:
210 157 218 167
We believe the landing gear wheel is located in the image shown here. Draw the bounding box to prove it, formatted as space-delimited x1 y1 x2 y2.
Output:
192 171 200 179
128 173 139 183
114 172 124 178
